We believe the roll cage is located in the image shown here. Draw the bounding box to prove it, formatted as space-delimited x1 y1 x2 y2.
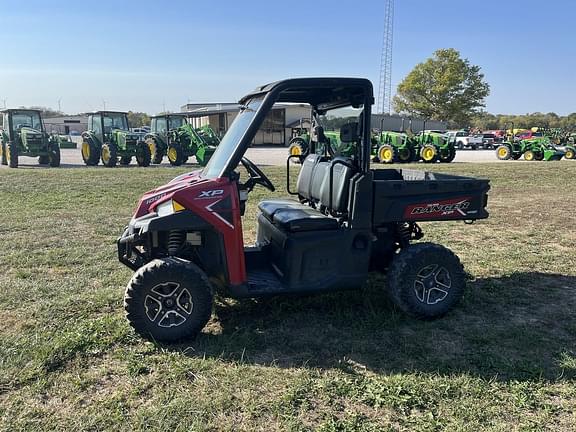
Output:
203 78 374 179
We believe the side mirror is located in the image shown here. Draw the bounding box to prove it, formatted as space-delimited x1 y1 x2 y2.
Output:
340 122 359 143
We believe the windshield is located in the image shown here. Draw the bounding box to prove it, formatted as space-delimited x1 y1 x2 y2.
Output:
168 116 186 130
12 111 43 130
103 113 128 133
202 96 264 178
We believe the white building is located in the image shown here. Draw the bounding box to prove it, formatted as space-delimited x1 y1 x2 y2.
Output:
43 115 88 135
181 102 311 146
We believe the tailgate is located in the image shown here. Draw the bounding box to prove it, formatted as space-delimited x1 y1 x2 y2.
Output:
372 169 490 223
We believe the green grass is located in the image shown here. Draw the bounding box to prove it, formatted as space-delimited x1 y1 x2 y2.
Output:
1 161 575 431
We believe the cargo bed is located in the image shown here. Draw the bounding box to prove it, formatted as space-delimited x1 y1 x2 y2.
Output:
371 169 490 224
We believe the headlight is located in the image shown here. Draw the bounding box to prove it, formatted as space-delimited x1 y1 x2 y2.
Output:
155 200 186 217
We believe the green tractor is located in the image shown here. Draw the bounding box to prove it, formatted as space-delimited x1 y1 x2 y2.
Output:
145 115 217 166
0 109 61 168
521 136 567 161
81 111 151 167
496 123 565 161
287 122 356 161
414 123 455 163
372 119 419 163
287 118 311 157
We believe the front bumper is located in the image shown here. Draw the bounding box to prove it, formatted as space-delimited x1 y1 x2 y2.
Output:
117 214 155 270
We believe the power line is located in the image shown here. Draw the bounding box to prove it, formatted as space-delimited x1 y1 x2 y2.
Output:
377 0 394 114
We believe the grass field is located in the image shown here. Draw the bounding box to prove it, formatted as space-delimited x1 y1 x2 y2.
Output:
1 161 575 431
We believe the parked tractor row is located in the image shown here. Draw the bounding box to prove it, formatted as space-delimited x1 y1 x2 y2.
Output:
289 119 457 164
495 123 576 161
0 108 221 169
80 111 219 168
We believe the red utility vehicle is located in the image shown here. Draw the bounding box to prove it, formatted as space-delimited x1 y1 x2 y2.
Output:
118 78 490 341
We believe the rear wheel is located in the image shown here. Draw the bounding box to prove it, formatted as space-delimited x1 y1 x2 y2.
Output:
534 151 544 161
420 144 438 163
147 138 164 164
101 143 118 167
167 144 185 166
136 141 151 167
6 141 18 168
377 144 396 164
496 145 511 160
387 243 465 319
124 258 213 342
81 137 100 166
397 146 413 163
439 146 456 163
0 142 6 165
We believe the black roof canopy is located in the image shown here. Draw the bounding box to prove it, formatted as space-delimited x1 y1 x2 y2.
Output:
240 77 374 111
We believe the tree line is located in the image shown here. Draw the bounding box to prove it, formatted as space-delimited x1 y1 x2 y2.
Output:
470 112 576 131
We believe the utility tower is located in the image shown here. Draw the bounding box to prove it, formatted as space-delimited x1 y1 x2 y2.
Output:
377 0 394 114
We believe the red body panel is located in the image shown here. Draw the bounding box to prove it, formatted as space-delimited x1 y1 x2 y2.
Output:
133 172 247 286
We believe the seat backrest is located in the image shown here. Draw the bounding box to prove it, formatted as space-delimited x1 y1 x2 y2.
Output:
319 157 354 213
296 153 320 200
310 162 329 202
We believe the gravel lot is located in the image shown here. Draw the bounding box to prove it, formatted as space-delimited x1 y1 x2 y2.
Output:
1 147 509 169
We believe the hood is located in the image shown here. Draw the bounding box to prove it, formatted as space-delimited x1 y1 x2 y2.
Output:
133 169 205 218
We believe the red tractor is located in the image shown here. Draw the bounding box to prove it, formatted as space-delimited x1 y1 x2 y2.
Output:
118 78 490 342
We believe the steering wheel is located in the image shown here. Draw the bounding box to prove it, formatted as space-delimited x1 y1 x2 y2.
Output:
240 157 275 192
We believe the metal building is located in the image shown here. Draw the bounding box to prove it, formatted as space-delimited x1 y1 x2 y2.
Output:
371 114 446 133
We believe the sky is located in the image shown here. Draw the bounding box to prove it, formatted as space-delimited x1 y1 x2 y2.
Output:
1 0 575 115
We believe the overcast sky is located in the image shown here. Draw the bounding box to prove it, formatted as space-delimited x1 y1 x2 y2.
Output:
1 0 574 115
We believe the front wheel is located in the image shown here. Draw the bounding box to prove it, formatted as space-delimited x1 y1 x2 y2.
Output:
524 150 535 161
564 147 575 160
420 144 438 163
124 258 213 342
386 243 465 319
377 144 396 164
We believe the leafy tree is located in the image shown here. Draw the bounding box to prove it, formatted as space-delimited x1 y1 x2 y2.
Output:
127 111 150 128
393 48 490 127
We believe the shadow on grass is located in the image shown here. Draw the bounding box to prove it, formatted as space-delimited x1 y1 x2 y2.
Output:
176 272 576 382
